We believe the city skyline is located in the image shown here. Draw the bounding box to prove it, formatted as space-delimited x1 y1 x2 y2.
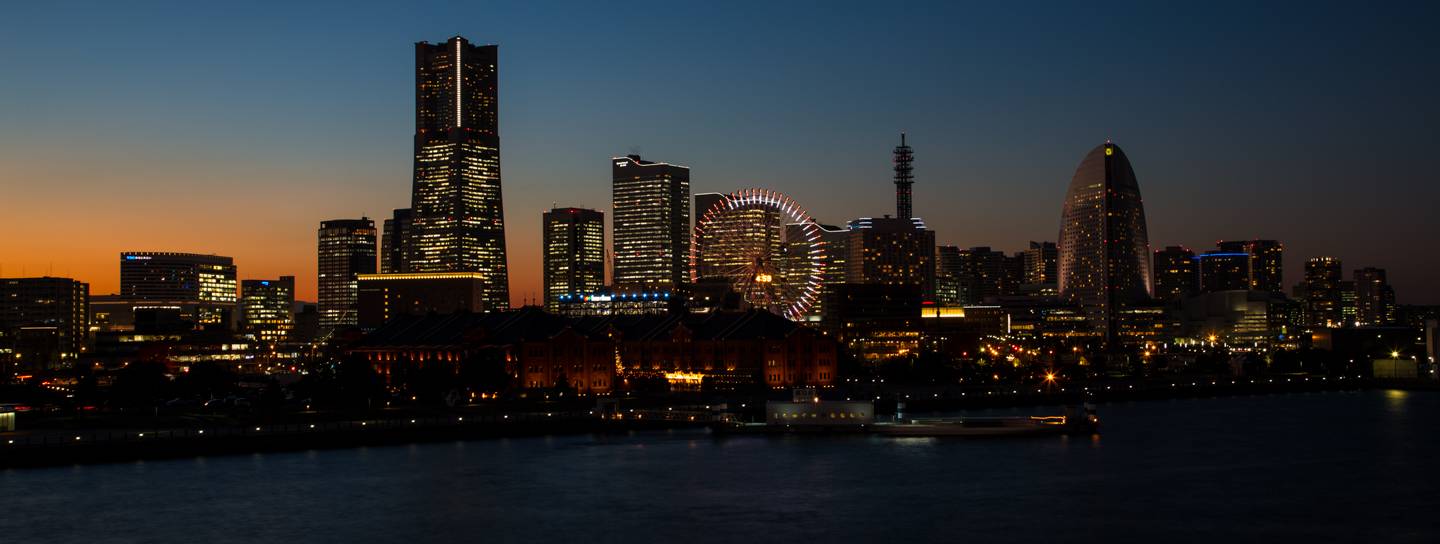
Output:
3 6 1439 538
2 2 1438 305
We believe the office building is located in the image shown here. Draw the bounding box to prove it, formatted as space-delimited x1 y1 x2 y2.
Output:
407 36 509 310
1198 251 1251 293
0 277 89 372
1339 280 1357 326
935 245 963 306
694 203 782 286
318 218 377 332
1153 246 1198 302
1023 241 1058 286
381 208 412 274
543 207 605 311
1002 252 1025 295
846 217 935 301
695 193 728 231
1299 257 1344 328
355 272 489 330
1354 267 1396 326
1057 142 1152 343
120 252 237 327
822 283 924 362
793 222 850 322
612 154 690 294
953 246 1009 304
292 303 320 344
240 276 295 344
1180 290 1293 348
1216 239 1283 292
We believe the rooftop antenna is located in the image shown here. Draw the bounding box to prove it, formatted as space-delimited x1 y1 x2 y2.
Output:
893 132 914 220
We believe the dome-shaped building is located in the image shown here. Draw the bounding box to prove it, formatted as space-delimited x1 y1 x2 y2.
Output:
1057 141 1152 344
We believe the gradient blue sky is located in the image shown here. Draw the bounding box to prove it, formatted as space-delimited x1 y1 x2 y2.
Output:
2 1 1438 304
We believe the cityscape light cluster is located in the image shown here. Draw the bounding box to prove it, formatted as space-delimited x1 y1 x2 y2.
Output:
0 35 1436 392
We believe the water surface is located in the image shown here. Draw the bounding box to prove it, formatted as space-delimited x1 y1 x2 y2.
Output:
5 390 1436 543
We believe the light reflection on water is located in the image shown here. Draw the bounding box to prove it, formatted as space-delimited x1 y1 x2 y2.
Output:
3 390 1437 543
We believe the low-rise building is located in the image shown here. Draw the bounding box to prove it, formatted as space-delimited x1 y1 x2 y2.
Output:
355 272 490 330
350 308 838 395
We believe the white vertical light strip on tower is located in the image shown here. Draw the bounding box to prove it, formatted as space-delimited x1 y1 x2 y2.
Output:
454 38 462 128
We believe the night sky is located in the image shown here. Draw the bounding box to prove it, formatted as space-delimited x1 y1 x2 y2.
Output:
2 1 1437 304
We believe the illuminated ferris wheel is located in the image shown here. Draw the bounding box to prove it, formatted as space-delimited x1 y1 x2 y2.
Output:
691 188 825 321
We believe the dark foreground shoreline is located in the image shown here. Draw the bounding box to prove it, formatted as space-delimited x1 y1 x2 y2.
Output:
3 377 1434 468
0 413 710 468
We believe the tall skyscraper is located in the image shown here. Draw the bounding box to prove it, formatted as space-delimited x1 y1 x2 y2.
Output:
543 207 605 311
1057 141 1152 343
612 155 690 294
381 208 412 274
241 276 294 344
407 36 509 310
1217 239 1283 292
1022 241 1058 286
1198 251 1251 293
894 133 914 219
1300 257 1344 328
1153 246 1198 302
1354 267 1396 326
120 252 237 327
318 218 377 332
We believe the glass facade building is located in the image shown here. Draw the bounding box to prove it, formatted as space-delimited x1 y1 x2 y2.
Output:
120 252 237 326
407 36 509 311
318 218 377 332
241 276 294 344
542 207 605 311
1057 142 1152 344
612 155 690 294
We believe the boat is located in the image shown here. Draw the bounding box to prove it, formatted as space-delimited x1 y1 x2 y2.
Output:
711 388 1099 437
873 410 1098 437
